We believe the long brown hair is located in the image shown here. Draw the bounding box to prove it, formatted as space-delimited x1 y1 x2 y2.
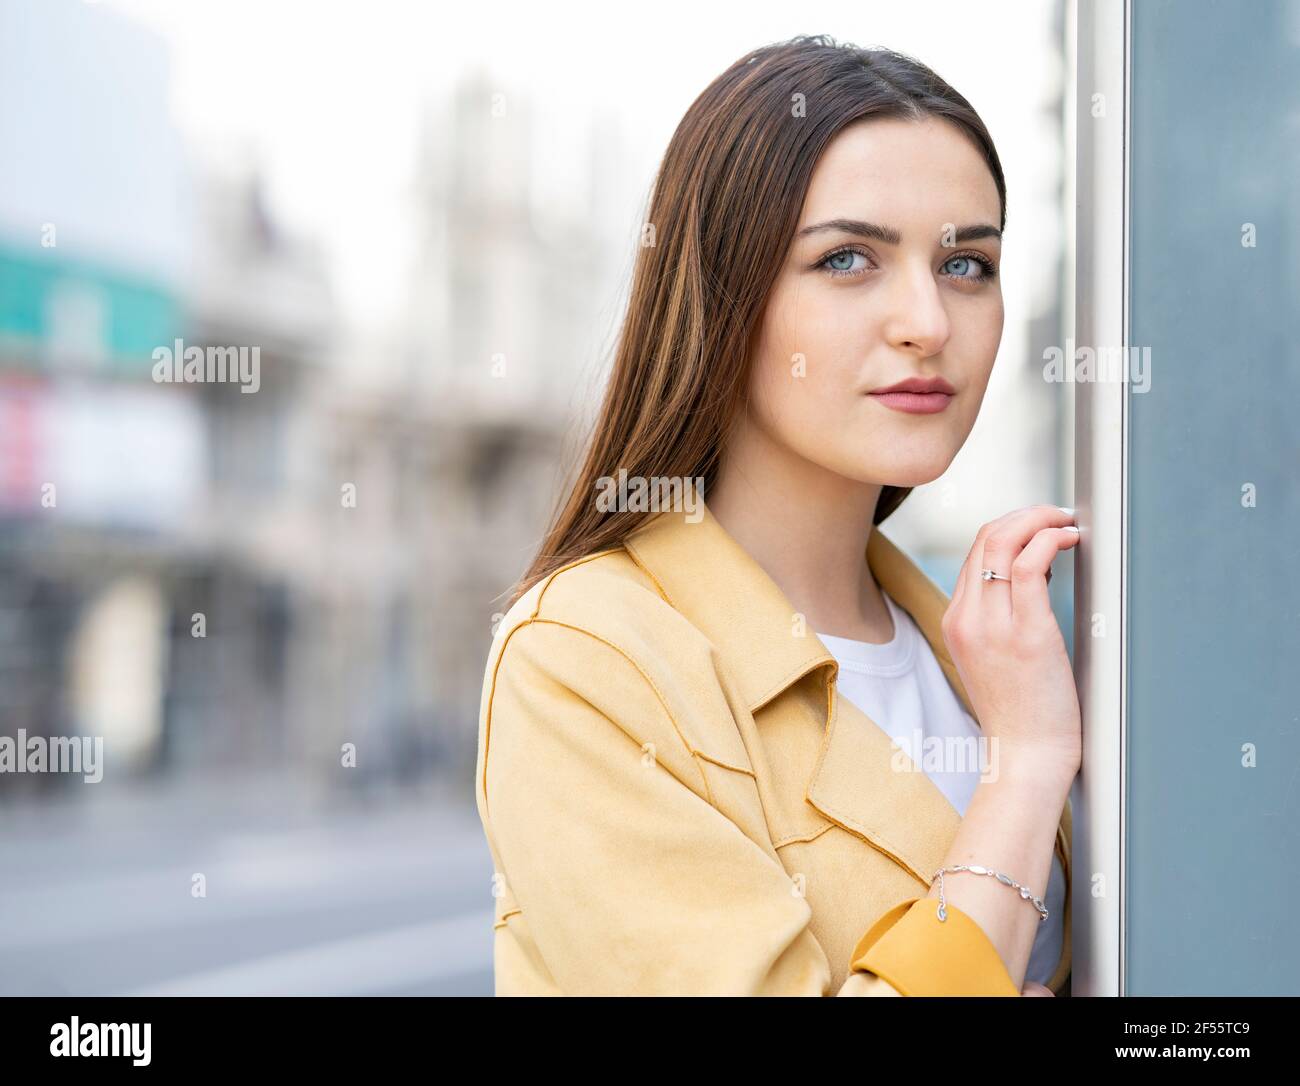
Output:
508 33 1006 609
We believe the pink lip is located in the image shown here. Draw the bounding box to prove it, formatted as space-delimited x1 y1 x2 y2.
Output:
868 390 954 414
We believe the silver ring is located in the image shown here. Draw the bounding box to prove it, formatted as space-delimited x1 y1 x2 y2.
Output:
980 568 1010 582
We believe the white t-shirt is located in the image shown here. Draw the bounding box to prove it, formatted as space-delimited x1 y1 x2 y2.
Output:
816 588 1066 988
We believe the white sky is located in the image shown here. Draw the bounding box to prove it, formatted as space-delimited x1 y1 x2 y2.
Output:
106 0 1063 341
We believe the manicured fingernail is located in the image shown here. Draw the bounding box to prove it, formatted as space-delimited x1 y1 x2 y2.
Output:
1063 525 1080 533
1058 506 1075 516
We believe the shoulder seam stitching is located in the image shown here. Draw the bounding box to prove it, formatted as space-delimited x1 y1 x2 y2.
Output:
481 615 712 814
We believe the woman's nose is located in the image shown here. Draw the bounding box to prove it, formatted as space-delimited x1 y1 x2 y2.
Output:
882 263 950 356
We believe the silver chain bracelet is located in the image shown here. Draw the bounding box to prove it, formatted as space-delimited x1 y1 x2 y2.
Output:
932 864 1049 923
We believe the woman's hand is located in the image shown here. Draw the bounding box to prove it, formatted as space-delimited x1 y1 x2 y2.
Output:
1021 981 1055 996
942 505 1082 783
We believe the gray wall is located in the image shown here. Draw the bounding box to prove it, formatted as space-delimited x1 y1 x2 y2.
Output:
1127 0 1300 994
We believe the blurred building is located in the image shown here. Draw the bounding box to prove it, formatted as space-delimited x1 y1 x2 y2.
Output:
0 0 339 794
352 71 627 775
0 0 635 796
0 0 193 795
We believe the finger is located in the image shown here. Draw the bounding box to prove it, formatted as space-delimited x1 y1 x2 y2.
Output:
980 506 1077 580
1009 525 1080 619
1021 981 1055 997
977 505 1078 620
954 505 1073 614
958 508 1023 613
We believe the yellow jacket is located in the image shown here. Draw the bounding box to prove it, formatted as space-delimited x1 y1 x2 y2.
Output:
474 503 1073 996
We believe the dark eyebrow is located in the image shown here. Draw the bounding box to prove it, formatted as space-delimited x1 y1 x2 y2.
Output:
795 218 1002 245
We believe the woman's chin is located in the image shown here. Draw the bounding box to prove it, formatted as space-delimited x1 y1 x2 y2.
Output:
836 459 952 489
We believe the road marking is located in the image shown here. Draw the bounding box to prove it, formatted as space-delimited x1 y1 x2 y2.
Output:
117 910 494 996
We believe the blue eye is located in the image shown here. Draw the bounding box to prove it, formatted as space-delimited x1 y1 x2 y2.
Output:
942 252 997 282
818 247 871 278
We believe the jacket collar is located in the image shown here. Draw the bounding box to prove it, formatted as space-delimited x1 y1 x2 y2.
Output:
623 502 976 719
623 502 976 885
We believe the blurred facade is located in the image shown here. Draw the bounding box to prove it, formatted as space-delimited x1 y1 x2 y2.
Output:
0 0 350 794
0 0 627 800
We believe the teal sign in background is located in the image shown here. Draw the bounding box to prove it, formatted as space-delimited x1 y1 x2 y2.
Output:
0 244 181 372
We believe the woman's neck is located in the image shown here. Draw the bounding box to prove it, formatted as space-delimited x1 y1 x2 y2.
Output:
707 418 896 644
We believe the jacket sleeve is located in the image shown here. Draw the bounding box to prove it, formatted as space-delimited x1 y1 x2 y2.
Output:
479 618 1019 996
843 896 1020 995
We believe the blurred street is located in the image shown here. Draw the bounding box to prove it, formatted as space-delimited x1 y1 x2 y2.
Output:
0 770 494 996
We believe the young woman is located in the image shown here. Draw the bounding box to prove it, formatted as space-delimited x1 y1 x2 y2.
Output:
474 34 1081 996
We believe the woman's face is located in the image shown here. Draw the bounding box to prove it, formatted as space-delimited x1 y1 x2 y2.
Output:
743 115 1004 489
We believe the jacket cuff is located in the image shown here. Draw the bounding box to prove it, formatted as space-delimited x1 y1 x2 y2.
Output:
847 896 1020 996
